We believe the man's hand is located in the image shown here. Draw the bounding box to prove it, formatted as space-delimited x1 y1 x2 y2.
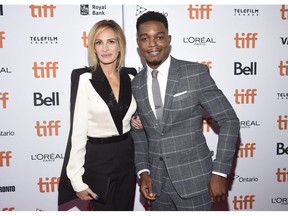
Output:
140 172 156 201
208 174 229 203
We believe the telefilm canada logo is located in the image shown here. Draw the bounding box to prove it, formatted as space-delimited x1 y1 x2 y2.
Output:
277 93 288 100
234 8 259 16
30 36 58 44
80 4 107 16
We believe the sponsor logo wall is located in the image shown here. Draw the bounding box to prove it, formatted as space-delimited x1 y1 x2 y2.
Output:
0 4 287 211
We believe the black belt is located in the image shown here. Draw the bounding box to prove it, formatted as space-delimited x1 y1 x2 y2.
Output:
88 132 130 144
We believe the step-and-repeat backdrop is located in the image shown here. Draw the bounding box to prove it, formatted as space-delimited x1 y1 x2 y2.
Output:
0 4 287 211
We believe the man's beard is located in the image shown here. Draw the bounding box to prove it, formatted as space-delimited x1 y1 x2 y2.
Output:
146 60 162 67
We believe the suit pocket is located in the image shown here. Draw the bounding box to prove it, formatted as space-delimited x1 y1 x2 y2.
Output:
172 91 189 102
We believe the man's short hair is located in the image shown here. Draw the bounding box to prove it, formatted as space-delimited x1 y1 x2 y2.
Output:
136 11 168 32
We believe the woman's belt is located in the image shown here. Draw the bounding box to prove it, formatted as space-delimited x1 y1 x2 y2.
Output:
88 132 130 144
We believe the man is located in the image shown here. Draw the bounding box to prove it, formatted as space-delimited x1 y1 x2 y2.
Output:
130 11 240 211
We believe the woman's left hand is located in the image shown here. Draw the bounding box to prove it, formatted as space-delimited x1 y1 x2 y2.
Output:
131 116 143 129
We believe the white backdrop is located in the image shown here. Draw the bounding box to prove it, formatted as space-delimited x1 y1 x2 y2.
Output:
0 4 288 211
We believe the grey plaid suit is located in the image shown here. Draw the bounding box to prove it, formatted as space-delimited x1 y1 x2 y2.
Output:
131 56 240 206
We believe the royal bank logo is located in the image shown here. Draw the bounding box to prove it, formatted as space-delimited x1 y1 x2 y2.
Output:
234 8 259 16
183 36 216 45
30 36 58 44
80 4 106 16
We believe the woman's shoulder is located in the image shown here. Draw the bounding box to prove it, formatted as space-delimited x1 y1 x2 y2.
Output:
71 67 92 81
121 67 137 76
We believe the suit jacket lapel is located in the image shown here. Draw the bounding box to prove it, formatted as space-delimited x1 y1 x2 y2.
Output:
139 67 162 132
161 57 181 131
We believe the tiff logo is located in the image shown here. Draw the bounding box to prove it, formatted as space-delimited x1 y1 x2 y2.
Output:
33 61 59 78
0 92 9 108
238 143 256 158
0 151 12 167
38 177 59 193
29 5 56 17
35 120 61 137
233 195 256 210
234 33 258 48
82 31 88 48
188 4 212 19
234 89 257 104
277 115 288 130
0 31 5 48
280 5 288 20
278 60 288 76
276 168 288 182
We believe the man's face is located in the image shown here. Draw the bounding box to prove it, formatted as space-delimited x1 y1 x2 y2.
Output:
137 21 171 69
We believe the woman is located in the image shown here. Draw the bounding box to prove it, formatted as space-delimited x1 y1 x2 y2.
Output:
58 20 137 211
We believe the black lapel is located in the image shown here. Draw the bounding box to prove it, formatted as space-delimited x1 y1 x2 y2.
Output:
89 66 131 135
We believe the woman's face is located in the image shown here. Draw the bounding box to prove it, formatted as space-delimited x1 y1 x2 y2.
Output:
94 28 120 66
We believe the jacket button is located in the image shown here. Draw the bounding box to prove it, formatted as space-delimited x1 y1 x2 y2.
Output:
160 156 163 161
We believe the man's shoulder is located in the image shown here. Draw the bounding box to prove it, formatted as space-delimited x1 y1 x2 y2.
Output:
172 56 205 68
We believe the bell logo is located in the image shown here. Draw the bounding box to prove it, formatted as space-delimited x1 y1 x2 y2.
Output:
38 177 59 193
33 61 59 78
82 31 88 48
233 195 256 210
278 60 288 76
277 115 288 130
0 31 5 48
280 5 288 20
0 151 12 167
234 33 258 48
29 5 56 18
238 143 256 158
187 4 212 19
234 89 257 104
0 92 9 108
276 168 288 182
35 120 61 137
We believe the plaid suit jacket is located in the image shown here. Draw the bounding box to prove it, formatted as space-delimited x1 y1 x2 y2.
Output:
131 56 240 198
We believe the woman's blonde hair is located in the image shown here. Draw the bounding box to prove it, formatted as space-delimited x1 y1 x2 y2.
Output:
87 20 126 72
